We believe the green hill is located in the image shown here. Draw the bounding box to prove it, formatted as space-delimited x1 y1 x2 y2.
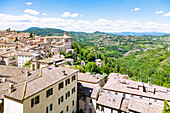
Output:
117 48 170 87
22 28 65 36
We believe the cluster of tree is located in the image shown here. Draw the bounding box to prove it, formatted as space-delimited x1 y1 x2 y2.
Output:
23 60 31 68
23 28 65 36
163 99 170 113
21 28 170 88
116 48 170 87
72 42 170 88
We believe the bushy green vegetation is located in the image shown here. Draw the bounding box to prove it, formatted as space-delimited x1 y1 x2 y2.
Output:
21 28 170 87
70 65 85 73
163 99 170 113
23 60 31 68
117 48 170 87
23 28 65 36
14 37 18 42
73 42 170 87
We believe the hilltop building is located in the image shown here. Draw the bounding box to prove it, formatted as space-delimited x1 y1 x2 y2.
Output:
45 32 73 53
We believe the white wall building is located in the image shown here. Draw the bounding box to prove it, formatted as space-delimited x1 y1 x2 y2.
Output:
17 52 40 67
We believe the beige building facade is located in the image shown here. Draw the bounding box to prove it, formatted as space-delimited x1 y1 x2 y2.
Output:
4 66 78 113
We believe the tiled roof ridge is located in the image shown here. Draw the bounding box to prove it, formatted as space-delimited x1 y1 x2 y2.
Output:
21 82 27 100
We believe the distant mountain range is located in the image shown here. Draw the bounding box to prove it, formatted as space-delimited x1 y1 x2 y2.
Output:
110 32 170 36
22 27 170 36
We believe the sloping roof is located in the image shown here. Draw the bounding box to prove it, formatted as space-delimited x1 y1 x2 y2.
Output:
7 70 40 84
4 66 78 101
38 57 64 64
0 82 11 99
128 99 163 113
96 90 123 109
0 82 11 92
78 72 104 84
120 98 130 112
17 51 36 56
45 36 72 39
103 77 170 101
0 65 30 77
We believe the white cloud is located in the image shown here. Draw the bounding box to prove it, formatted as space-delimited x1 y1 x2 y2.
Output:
25 2 32 5
70 13 79 18
24 9 39 15
62 12 79 18
42 13 47 15
131 8 141 11
155 10 164 14
62 12 70 17
164 12 170 17
1 13 170 33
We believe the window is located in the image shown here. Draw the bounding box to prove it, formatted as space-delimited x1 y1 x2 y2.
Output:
31 95 40 107
66 105 69 112
90 99 92 103
72 87 75 94
72 75 76 82
115 92 118 95
65 78 70 86
46 104 52 113
66 91 70 99
59 82 64 90
58 96 64 105
46 88 53 98
72 100 74 106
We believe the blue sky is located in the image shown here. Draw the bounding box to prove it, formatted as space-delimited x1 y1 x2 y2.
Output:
0 0 170 32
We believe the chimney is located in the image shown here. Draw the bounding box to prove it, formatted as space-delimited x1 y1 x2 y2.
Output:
25 70 29 77
62 70 66 76
53 60 56 67
8 83 14 93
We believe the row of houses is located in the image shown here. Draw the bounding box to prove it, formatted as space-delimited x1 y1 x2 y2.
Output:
0 31 73 68
78 73 170 113
0 65 169 113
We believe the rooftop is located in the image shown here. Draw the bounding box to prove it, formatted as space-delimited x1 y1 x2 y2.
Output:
104 76 170 101
17 51 37 56
128 99 163 113
0 65 30 78
78 72 104 84
45 36 72 39
38 57 64 64
4 66 78 101
96 90 123 109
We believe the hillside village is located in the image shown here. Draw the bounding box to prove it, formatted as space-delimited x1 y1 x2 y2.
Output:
0 28 169 113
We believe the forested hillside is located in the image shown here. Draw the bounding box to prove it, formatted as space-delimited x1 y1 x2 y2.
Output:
21 27 170 87
117 48 170 87
71 43 170 88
